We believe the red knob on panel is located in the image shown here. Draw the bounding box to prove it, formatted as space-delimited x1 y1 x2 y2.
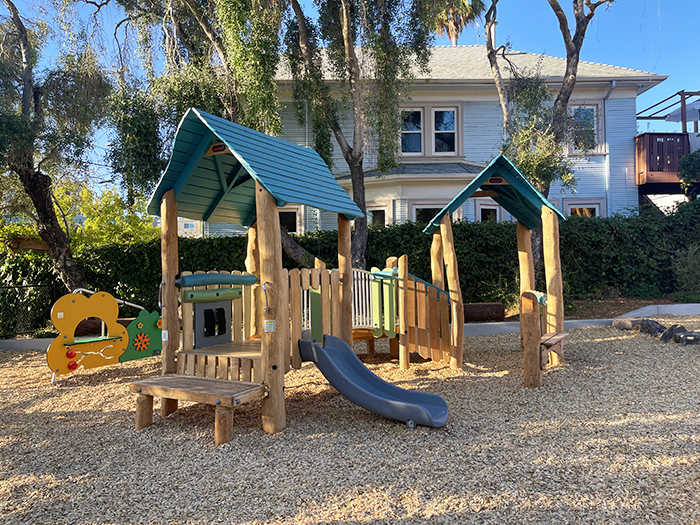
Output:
68 361 78 371
66 349 76 358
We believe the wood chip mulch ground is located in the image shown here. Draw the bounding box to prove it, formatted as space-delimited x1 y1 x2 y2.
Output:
2 314 700 524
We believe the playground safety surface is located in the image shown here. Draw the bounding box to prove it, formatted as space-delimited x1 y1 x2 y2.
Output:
2 313 700 524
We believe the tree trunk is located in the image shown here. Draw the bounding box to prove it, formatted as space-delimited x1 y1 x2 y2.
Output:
484 1 512 137
348 157 367 270
17 167 86 292
280 225 318 268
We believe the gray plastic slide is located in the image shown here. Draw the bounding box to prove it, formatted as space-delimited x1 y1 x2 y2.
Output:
299 335 448 428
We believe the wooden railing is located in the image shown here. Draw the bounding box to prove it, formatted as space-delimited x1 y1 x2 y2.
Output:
635 132 690 185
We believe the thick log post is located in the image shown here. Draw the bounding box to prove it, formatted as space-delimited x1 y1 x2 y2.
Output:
255 181 286 434
542 205 564 366
516 221 535 293
398 254 410 370
245 221 261 338
337 214 353 347
521 292 543 388
440 215 464 369
430 231 445 290
160 190 179 417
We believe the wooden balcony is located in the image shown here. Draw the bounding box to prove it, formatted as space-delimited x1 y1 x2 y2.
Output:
635 132 690 185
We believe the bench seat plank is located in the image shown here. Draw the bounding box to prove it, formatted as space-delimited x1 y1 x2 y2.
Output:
129 375 265 408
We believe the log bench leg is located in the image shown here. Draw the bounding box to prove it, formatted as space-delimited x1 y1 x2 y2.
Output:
161 397 178 417
135 394 153 430
215 406 234 446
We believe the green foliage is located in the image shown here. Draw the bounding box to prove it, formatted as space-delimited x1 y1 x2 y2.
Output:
72 189 160 250
216 0 284 135
678 149 700 200
672 243 700 296
6 200 700 332
428 0 485 45
501 71 576 194
106 82 167 204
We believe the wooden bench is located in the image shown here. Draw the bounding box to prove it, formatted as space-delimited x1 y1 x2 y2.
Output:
130 375 266 445
540 331 568 369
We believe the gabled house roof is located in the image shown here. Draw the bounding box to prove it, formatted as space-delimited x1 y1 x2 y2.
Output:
423 154 566 234
278 45 666 94
147 108 363 225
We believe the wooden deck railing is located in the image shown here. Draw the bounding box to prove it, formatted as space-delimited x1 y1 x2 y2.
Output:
635 132 690 185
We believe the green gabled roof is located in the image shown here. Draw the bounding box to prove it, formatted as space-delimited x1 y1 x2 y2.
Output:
422 154 566 234
147 108 363 225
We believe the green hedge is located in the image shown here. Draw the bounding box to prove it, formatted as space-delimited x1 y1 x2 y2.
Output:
3 200 700 333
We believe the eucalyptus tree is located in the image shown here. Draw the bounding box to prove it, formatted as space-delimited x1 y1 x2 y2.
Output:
0 0 111 291
285 0 436 269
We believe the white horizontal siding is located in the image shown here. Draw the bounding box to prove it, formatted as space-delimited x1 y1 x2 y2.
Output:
606 98 638 215
463 101 504 164
550 156 607 198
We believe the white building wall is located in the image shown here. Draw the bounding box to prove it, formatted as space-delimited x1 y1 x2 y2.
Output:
605 97 638 215
463 101 504 164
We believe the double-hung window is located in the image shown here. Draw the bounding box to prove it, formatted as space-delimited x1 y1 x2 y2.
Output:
401 110 423 154
432 108 457 154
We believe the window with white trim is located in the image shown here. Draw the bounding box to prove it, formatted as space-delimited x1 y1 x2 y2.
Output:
367 208 386 226
563 198 606 218
569 103 604 154
432 108 457 154
474 198 503 223
401 109 423 154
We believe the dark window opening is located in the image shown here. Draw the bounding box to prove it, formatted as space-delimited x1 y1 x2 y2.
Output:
480 208 498 222
369 210 386 226
415 208 442 224
279 211 297 233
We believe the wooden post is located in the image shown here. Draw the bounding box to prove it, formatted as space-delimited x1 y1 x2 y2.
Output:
440 214 464 369
516 221 535 294
245 221 261 338
160 190 179 417
521 292 543 388
255 181 286 434
337 214 353 347
430 231 445 291
214 407 234 446
542 205 564 366
398 254 410 370
135 394 153 430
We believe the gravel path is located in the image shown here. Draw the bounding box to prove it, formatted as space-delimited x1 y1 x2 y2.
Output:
2 316 699 524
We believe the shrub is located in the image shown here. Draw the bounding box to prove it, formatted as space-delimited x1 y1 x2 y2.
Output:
672 243 700 296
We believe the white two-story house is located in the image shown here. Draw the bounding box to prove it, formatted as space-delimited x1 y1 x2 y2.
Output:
204 45 666 236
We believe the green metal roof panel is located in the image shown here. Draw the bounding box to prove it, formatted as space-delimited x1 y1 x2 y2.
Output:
422 154 566 234
148 108 363 223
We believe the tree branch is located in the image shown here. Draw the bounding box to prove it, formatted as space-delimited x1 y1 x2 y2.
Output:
484 0 512 136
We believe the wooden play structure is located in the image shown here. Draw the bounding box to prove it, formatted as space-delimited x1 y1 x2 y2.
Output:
422 155 568 388
126 109 464 443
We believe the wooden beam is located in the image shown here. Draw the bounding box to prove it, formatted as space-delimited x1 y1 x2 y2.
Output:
440 214 464 369
245 221 261 339
337 214 353 347
160 189 179 417
542 205 564 366
398 254 410 370
255 181 286 433
430 231 445 291
516 221 535 294
521 292 543 388
470 190 498 198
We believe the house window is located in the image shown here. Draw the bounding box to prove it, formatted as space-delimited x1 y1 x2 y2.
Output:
573 106 596 149
401 110 423 154
279 211 297 233
475 199 503 223
563 198 606 218
183 223 194 229
433 108 457 154
368 209 386 226
414 207 442 224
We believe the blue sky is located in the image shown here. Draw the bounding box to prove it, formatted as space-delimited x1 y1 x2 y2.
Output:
430 0 699 133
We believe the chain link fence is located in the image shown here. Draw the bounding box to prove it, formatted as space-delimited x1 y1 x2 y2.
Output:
0 284 57 338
